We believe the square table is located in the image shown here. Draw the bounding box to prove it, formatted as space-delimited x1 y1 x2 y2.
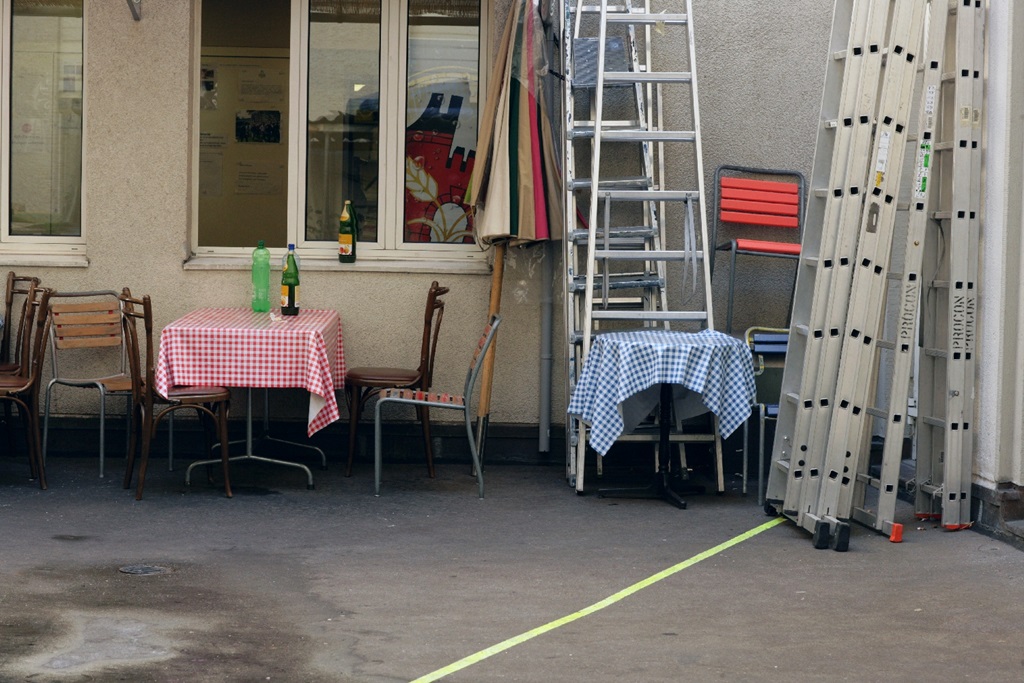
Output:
156 307 345 488
568 329 755 506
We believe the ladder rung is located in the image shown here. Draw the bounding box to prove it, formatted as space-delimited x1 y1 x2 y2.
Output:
921 346 948 359
591 310 709 322
571 4 630 13
570 177 652 191
570 120 645 138
604 72 692 84
598 190 700 201
601 130 697 142
920 416 946 429
594 250 705 261
604 13 689 26
865 406 887 419
572 236 650 248
570 225 658 242
571 274 663 291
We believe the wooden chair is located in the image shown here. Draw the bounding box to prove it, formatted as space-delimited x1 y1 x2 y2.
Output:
345 280 449 477
712 165 805 333
0 284 52 489
373 314 501 497
119 290 233 500
1 271 41 374
40 290 133 478
1 272 40 456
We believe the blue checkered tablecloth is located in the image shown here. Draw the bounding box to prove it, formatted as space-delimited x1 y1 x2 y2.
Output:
568 329 756 455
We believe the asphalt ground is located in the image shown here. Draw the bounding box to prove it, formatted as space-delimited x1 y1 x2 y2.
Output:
2 452 1023 682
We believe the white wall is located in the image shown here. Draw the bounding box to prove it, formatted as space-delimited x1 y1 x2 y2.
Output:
979 0 1024 487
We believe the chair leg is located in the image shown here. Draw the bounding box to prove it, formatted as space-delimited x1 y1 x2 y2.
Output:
98 386 107 479
218 402 232 498
418 405 435 478
465 411 484 499
135 408 157 501
42 383 53 465
374 399 385 496
3 401 15 460
346 385 361 477
742 418 749 496
26 405 47 490
123 403 142 489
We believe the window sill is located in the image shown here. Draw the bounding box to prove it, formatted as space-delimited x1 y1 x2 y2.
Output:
184 253 493 275
0 253 90 268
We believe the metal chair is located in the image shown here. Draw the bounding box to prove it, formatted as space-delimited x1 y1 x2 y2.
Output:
345 280 448 477
373 314 501 497
742 326 788 506
711 165 805 333
0 284 52 489
119 290 232 500
41 289 133 478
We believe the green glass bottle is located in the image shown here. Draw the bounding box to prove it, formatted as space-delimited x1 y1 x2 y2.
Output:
338 200 357 264
280 243 300 316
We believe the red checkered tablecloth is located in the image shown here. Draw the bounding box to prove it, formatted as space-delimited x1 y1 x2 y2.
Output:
155 308 345 436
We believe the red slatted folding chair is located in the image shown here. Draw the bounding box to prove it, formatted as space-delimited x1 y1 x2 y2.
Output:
712 165 805 333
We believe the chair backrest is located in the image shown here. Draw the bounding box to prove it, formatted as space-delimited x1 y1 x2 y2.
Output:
47 290 126 378
417 280 449 389
745 326 788 407
118 288 154 411
463 314 502 401
7 285 54 393
712 165 805 247
1 271 41 366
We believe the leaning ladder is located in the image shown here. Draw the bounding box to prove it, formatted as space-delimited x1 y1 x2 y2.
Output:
914 0 985 530
562 0 719 494
766 0 929 548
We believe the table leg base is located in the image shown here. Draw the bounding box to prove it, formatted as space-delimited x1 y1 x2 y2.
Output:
598 470 704 509
185 454 315 490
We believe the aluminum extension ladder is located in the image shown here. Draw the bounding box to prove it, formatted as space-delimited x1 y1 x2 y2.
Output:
914 0 985 531
765 0 984 550
561 0 720 494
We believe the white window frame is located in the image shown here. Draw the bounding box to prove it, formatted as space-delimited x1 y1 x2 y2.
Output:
190 0 490 272
0 0 88 265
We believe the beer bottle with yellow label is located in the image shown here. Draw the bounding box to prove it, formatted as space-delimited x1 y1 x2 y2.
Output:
281 243 300 316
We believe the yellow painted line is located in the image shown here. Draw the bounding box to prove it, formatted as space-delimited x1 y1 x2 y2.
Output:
411 516 786 683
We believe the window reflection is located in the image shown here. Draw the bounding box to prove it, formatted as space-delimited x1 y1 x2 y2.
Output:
403 0 479 244
9 0 83 238
306 3 381 243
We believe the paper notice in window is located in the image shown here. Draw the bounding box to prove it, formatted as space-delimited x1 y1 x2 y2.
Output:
239 67 286 105
234 161 284 195
199 151 224 197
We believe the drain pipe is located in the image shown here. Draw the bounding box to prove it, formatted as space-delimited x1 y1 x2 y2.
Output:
539 241 554 452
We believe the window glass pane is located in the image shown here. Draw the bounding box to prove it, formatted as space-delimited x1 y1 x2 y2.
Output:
404 0 479 245
306 2 381 243
199 0 290 249
9 0 83 238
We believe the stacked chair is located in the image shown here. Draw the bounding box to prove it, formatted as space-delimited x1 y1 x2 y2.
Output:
0 280 52 488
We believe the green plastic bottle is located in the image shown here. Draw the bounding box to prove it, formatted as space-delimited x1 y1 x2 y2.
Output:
251 240 271 312
280 243 300 316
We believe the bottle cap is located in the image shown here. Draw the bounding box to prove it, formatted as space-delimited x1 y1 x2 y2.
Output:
257 240 265 248
288 243 295 250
